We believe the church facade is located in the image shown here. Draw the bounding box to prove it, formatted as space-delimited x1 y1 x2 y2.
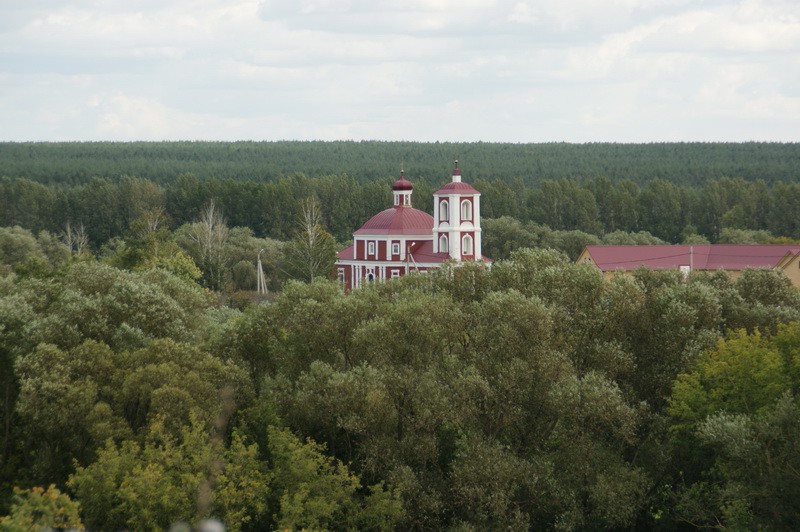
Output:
335 161 489 290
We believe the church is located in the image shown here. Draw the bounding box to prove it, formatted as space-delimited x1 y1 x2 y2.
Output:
335 161 490 290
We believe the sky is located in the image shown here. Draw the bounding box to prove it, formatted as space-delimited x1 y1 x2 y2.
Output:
1 0 798 143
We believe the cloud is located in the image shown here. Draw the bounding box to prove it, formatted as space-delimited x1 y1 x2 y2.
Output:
0 0 798 141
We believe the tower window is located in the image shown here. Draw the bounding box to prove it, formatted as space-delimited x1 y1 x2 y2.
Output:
439 200 449 222
462 235 473 255
461 200 472 221
439 234 448 253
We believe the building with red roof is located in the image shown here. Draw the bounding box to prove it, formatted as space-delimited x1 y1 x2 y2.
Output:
335 161 489 290
577 244 800 285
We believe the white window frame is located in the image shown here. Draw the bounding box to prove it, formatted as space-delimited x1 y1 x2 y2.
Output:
439 234 448 253
439 200 449 221
337 268 345 283
368 241 375 256
462 234 473 255
461 199 472 221
392 242 400 255
391 270 400 278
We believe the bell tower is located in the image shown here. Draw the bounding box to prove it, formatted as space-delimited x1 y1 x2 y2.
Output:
432 160 481 261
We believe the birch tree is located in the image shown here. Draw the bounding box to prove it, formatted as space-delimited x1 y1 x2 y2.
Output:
283 197 337 283
182 200 229 289
61 221 89 255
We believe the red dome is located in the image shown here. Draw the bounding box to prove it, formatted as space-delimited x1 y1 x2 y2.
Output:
354 207 434 236
392 172 413 191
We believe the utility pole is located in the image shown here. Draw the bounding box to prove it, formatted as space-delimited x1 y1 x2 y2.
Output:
256 249 267 295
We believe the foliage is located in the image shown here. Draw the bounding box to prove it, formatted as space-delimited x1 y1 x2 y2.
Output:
281 197 337 282
2 261 213 354
0 226 68 278
3 143 800 254
67 417 400 532
0 484 83 531
13 338 253 485
2 211 800 528
267 425 402 531
69 415 268 532
2 141 798 187
668 324 800 529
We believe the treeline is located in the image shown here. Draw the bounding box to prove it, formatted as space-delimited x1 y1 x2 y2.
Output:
4 173 800 250
1 141 799 186
2 248 800 529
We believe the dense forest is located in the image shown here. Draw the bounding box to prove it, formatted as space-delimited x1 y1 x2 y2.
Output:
4 171 800 254
1 141 800 530
2 141 799 186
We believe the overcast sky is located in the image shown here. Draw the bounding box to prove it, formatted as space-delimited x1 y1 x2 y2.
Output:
1 0 798 142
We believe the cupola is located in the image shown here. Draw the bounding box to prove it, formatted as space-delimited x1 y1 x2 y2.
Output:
392 170 413 207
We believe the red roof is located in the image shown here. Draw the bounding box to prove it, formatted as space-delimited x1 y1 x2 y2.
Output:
354 207 434 236
336 244 354 260
584 245 800 271
407 240 450 264
434 181 480 195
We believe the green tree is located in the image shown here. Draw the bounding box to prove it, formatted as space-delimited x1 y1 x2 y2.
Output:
530 179 600 233
268 426 402 531
668 325 800 529
602 230 665 245
0 484 83 531
69 416 269 532
480 217 538 260
638 179 685 242
0 178 58 234
282 197 337 282
176 200 230 290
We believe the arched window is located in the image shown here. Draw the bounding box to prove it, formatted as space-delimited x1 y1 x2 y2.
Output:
462 235 473 255
461 200 472 221
439 200 449 222
367 272 375 282
439 234 448 253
